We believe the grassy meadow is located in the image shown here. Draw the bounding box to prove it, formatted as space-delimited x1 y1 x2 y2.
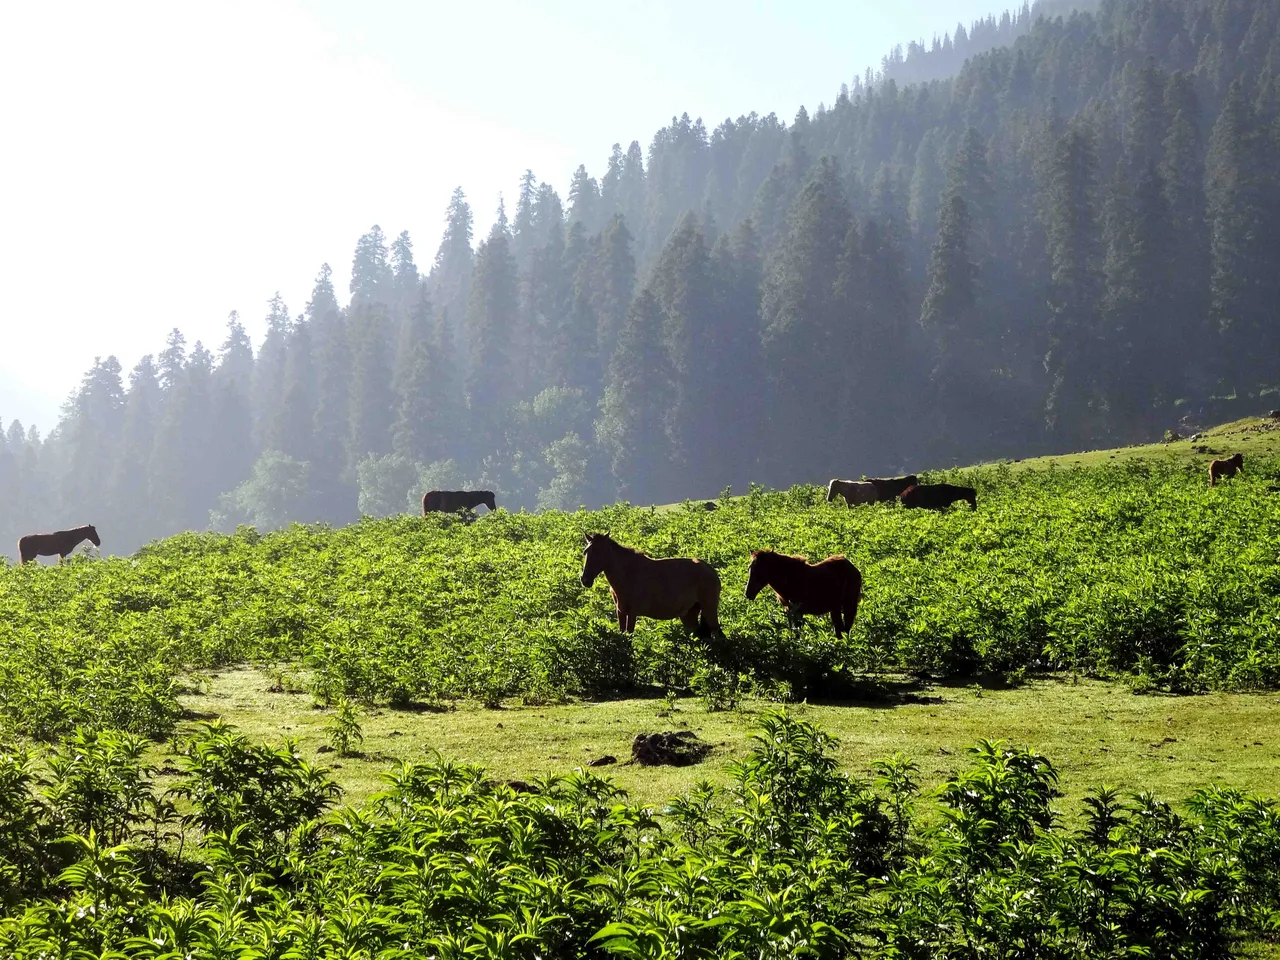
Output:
3 417 1280 956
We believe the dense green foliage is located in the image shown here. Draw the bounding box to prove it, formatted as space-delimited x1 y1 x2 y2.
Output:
3 459 1279 744
3 711 1280 957
4 0 1280 556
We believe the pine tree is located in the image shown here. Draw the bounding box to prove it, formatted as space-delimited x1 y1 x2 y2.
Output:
253 294 291 449
108 356 160 550
271 319 316 461
350 225 391 311
647 214 714 494
1043 128 1103 443
390 230 420 306
1206 80 1269 388
549 222 599 399
567 164 600 232
429 188 474 369
62 356 125 522
586 214 636 381
708 219 765 488
346 306 396 469
597 290 670 502
919 193 979 450
760 157 853 484
391 284 443 464
466 215 520 459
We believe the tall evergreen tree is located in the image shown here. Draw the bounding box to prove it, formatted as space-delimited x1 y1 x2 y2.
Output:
350 225 392 311
429 188 475 367
597 290 670 503
760 157 853 484
586 214 636 381
466 216 520 458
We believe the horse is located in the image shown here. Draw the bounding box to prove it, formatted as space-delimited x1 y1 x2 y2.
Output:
579 532 722 638
18 525 101 564
868 475 919 501
826 479 878 507
422 490 496 515
745 550 862 638
900 483 977 511
1209 453 1244 487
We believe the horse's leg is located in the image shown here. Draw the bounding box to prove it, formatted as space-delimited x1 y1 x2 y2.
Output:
681 604 701 635
830 609 844 638
626 613 637 633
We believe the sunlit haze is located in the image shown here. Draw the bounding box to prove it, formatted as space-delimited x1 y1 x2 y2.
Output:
1 0 1004 432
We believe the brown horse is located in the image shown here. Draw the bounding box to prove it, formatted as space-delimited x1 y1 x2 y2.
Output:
826 479 878 506
745 550 862 638
868 475 919 501
18 525 101 564
423 490 496 514
1209 453 1244 487
580 532 722 638
900 483 977 511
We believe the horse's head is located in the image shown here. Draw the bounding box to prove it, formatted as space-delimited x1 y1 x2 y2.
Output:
1232 453 1245 469
482 491 497 511
86 525 101 547
745 550 770 600
581 532 610 587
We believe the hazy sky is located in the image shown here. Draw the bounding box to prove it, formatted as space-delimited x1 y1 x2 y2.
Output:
1 0 1006 433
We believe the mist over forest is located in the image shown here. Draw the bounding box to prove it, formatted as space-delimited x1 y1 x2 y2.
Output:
3 0 1278 558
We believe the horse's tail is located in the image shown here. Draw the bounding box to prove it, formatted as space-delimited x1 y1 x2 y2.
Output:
842 564 863 635
700 567 722 636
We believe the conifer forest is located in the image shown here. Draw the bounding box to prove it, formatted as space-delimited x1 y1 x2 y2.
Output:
4 0 1280 556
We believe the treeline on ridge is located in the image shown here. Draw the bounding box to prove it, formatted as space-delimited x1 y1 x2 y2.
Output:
2 0 1279 557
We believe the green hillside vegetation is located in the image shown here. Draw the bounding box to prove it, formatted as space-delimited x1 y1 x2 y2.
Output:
4 422 1280 954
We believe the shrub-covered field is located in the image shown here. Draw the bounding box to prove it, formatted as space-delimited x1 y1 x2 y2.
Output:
3 711 1280 958
5 456 1280 955
4 458 1280 741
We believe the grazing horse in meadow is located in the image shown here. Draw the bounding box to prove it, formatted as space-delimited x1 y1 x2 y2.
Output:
868 475 919 501
900 483 977 511
423 490 497 514
826 479 878 507
579 532 722 638
18 525 101 564
745 550 862 638
1209 453 1244 487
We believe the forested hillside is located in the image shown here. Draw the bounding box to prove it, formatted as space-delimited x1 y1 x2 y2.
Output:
3 0 1279 556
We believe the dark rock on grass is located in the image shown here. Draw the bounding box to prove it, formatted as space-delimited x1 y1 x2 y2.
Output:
588 754 617 767
317 744 334 754
631 731 712 767
483 778 538 794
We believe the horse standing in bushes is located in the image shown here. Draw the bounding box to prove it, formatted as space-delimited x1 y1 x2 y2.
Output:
900 483 977 511
579 532 722 638
745 550 862 638
18 524 101 564
422 490 496 514
1208 453 1244 487
826 479 878 507
868 475 919 501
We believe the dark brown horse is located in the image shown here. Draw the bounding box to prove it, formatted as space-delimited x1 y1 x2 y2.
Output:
580 532 722 638
18 525 101 564
1209 453 1244 487
900 483 977 511
422 490 496 514
868 475 919 501
745 550 862 638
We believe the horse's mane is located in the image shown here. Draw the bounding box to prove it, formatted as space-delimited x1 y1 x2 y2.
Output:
69 524 95 533
592 533 647 558
752 549 846 567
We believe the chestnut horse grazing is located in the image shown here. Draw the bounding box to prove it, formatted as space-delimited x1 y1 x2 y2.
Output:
18 525 101 564
1209 453 1244 487
423 490 496 514
826 479 878 507
580 532 722 638
900 483 977 511
746 550 862 638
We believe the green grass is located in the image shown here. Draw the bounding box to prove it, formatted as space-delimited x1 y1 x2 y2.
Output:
180 666 1280 813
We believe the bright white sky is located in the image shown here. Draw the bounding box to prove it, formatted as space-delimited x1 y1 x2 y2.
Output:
0 0 1004 433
